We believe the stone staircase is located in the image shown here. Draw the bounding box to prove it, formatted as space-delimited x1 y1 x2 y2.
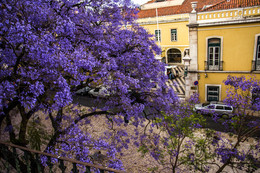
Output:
166 65 186 99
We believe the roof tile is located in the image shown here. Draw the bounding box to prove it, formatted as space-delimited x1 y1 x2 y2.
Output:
138 0 260 18
202 0 260 11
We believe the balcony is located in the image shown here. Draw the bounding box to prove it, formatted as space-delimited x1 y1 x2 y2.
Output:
204 61 223 71
252 60 260 71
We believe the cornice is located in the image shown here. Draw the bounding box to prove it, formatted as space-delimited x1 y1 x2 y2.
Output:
138 17 189 25
197 16 260 27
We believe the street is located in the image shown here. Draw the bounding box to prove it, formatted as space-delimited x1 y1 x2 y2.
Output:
73 95 260 138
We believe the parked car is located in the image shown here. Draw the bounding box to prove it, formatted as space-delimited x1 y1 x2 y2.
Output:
194 102 234 118
75 86 91 96
88 87 110 98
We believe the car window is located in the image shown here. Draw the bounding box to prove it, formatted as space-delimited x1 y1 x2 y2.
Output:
225 106 232 110
94 88 99 92
202 102 210 107
216 105 224 110
207 105 215 109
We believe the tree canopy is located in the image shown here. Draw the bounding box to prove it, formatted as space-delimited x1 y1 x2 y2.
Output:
1 0 259 172
0 0 178 171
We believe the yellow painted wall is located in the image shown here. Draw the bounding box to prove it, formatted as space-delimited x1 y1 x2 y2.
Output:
138 19 189 60
198 73 260 102
141 21 189 46
198 23 260 71
197 22 260 102
138 7 260 102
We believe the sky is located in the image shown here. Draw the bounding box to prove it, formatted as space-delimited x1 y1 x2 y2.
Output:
131 0 150 5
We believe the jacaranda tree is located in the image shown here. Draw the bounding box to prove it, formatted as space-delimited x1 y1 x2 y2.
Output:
1 0 259 172
138 76 260 173
0 0 178 172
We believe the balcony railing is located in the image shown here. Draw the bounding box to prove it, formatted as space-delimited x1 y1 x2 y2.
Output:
204 61 223 71
252 60 260 71
0 141 125 173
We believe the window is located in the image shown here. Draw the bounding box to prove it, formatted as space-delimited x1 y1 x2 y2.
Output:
216 105 223 110
207 105 215 109
225 106 232 110
207 38 222 70
155 30 161 42
207 86 220 102
167 48 181 63
171 29 177 41
252 87 260 109
255 36 260 70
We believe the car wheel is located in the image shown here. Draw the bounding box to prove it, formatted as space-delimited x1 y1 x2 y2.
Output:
222 114 229 119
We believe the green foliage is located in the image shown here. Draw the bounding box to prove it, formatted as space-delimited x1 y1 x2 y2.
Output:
147 166 158 172
142 108 219 172
27 117 51 150
138 144 149 157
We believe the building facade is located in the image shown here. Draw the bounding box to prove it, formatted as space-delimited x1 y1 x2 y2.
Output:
187 0 260 102
138 0 260 102
138 0 190 65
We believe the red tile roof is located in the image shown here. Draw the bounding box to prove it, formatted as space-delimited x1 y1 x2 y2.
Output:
146 0 156 4
137 0 260 18
202 0 260 12
138 5 181 18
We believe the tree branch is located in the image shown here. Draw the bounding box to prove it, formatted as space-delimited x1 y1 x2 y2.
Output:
17 103 29 146
44 110 113 152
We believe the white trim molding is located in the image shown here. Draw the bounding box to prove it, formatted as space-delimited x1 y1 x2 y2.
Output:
205 36 224 70
253 33 260 71
253 33 260 61
170 28 178 42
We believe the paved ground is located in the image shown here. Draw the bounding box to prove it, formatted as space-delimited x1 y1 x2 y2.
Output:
73 95 260 138
78 105 260 173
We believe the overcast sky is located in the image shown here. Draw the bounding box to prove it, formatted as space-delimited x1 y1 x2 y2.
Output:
131 0 150 5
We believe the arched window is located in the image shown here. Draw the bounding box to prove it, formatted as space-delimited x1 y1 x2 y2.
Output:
167 48 181 63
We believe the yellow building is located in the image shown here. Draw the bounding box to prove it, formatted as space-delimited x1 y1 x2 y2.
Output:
187 0 260 102
138 0 191 65
138 0 260 102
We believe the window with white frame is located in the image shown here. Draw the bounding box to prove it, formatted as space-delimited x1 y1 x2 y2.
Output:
155 29 161 42
255 36 260 70
207 38 221 70
171 29 177 41
207 86 220 102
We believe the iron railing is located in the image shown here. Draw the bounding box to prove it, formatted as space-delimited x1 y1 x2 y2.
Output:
252 60 260 71
0 141 125 173
204 61 223 71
